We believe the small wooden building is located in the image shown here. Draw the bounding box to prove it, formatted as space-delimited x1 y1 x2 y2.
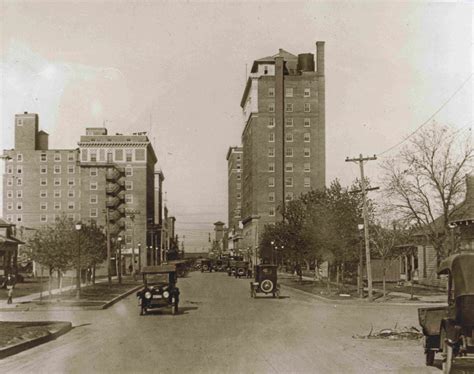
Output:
0 218 24 276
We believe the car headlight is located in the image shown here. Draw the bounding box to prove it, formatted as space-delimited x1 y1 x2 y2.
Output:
144 291 152 299
163 291 170 298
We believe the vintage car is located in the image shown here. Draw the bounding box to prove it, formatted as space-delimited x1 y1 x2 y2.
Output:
168 260 190 278
200 259 213 272
234 261 250 278
250 264 280 298
213 259 228 272
418 252 474 372
136 265 180 316
227 260 237 276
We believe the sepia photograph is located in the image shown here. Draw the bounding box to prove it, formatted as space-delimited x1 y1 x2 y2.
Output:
0 1 472 373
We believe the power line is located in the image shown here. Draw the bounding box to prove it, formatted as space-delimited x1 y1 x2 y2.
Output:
378 73 473 157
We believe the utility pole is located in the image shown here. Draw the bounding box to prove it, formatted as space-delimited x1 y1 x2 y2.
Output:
346 154 377 301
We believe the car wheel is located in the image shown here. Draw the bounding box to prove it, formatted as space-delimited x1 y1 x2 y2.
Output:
442 329 453 374
172 303 178 315
425 350 435 366
260 279 274 293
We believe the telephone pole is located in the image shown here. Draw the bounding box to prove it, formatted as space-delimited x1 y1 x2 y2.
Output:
346 154 377 301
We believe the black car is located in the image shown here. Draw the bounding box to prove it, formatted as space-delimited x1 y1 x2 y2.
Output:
250 264 280 298
201 259 213 272
234 261 250 278
227 260 237 276
136 265 180 315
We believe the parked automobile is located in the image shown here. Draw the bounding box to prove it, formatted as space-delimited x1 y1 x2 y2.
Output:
418 252 474 372
201 259 213 272
234 261 249 278
227 260 237 276
136 265 180 316
250 264 280 298
168 260 190 277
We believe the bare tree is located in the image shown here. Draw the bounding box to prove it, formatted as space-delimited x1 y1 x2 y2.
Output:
382 123 472 259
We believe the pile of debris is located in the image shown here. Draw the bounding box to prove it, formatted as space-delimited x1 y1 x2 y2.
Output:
352 325 423 340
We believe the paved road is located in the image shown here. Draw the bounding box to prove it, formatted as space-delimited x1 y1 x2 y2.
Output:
0 271 471 373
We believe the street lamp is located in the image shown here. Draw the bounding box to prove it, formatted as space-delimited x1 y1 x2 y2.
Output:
75 222 82 299
117 235 123 284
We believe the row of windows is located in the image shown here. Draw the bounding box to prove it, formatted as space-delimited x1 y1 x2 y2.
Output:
267 177 311 188
267 118 312 128
268 87 311 98
265 148 311 162
268 133 311 143
39 153 76 162
39 190 76 198
268 103 311 113
6 201 77 211
81 148 145 163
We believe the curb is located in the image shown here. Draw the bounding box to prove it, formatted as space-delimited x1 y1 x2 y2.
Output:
0 322 72 360
280 283 447 307
101 284 143 309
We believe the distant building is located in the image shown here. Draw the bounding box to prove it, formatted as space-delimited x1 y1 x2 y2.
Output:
226 146 243 231
238 43 326 252
2 112 163 270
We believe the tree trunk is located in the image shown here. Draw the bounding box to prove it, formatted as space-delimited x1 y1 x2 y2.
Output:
303 259 310 271
327 265 331 291
382 258 386 298
92 265 96 284
57 270 62 295
341 262 345 287
48 267 53 299
336 264 340 286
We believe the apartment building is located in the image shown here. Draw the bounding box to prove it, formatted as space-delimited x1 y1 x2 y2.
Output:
238 42 326 251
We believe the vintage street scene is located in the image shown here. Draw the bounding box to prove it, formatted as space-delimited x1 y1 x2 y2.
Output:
0 1 472 373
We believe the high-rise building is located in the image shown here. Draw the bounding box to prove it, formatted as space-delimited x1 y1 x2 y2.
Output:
226 146 243 231
2 112 162 270
238 43 326 251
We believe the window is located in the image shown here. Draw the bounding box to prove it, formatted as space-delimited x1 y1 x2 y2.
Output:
16 190 22 198
126 235 132 245
6 215 12 222
90 151 97 162
125 181 133 190
7 165 13 174
40 202 48 210
125 167 133 177
67 202 75 210
68 153 75 162
68 178 75 186
304 88 311 97
268 192 275 202
304 103 311 112
236 174 241 180
17 154 23 162
7 178 13 186
269 207 275 217
54 178 61 186
268 87 275 97
268 162 275 172
90 182 98 190
304 148 311 157
285 177 293 187
7 190 13 199
304 133 311 142
285 192 294 202
68 190 75 198
40 153 47 162
236 193 241 199
268 118 275 128
304 163 311 172
115 149 123 161
16 178 22 186
285 133 293 142
107 152 113 163
7 202 13 211
90 168 98 177
54 153 61 162
125 194 133 204
40 165 47 174
16 166 23 174
285 103 293 112
40 190 47 198
285 162 293 172
81 149 88 161
236 163 241 170
304 177 311 188
126 151 133 162
268 177 275 187
54 165 61 174
304 118 311 127
90 195 98 204
68 165 75 174
236 183 241 190
268 103 275 113
40 214 47 223
135 149 145 161
54 202 61 210
285 88 294 97
16 215 22 223
268 148 275 157
90 208 98 218
269 133 275 142
54 190 61 198
17 119 23 126
40 178 47 186
285 118 293 127
285 147 293 157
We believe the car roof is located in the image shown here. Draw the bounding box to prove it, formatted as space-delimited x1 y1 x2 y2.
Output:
438 252 474 297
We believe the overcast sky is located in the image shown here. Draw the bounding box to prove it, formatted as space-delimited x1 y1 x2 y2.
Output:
1 1 472 251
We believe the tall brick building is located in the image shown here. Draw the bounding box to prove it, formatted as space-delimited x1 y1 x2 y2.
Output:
238 43 326 253
2 112 164 270
226 146 243 231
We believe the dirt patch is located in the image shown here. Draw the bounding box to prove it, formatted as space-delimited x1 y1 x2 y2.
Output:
0 321 71 349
